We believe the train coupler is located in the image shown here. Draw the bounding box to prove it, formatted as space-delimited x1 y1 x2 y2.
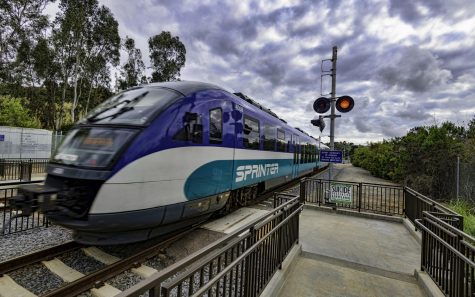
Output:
10 184 59 215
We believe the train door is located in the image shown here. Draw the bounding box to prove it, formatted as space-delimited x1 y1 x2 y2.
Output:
292 134 299 178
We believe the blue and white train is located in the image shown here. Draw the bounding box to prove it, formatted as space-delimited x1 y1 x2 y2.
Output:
14 81 328 244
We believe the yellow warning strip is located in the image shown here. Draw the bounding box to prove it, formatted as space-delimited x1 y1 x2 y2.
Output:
82 247 120 265
0 275 37 297
42 258 84 282
90 284 122 297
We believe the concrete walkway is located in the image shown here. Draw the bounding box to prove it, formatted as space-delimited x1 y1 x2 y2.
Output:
277 164 424 297
277 209 423 297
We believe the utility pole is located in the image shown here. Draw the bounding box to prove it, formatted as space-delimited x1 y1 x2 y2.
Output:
456 156 460 198
328 46 337 180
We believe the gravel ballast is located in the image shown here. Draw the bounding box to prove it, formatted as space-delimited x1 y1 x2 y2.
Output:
8 263 64 295
58 249 106 275
0 224 72 262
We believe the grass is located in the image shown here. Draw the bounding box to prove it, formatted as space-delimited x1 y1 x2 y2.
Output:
446 199 475 236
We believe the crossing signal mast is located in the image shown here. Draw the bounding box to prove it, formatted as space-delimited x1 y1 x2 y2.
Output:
311 46 355 179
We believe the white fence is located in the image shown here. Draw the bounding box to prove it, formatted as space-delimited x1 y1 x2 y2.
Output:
0 127 54 159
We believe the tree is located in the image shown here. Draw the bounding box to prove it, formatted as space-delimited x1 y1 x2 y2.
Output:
0 0 52 85
0 95 40 128
148 31 186 82
81 5 120 115
117 36 146 90
52 0 120 126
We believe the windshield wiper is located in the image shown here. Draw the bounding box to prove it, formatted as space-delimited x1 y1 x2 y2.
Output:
87 91 148 122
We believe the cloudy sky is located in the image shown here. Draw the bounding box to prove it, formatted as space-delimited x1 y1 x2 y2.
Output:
48 0 475 144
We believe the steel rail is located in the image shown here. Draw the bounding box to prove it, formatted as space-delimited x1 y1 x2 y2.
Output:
42 225 202 297
0 241 82 275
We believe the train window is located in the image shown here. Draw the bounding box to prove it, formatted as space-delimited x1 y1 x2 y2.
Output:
300 144 305 164
209 108 222 144
286 133 292 152
277 129 286 152
243 116 260 149
263 124 276 151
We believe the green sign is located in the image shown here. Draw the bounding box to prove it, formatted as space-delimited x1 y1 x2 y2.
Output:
329 182 352 204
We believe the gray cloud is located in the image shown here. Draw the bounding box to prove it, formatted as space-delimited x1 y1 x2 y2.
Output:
377 46 452 93
394 109 431 121
83 0 475 143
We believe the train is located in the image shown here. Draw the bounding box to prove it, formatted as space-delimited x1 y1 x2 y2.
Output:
12 81 329 244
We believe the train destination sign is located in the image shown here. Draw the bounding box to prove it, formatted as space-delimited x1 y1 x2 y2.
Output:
329 182 352 204
320 150 343 163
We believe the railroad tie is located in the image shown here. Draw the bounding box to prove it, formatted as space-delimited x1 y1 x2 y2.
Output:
82 247 120 265
42 258 84 282
82 246 158 278
0 275 37 297
90 284 122 297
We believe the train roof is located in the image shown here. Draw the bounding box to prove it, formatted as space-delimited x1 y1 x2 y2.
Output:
145 81 225 96
142 81 323 144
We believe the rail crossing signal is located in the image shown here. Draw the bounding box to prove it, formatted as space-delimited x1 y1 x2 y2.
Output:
311 115 326 132
311 46 355 181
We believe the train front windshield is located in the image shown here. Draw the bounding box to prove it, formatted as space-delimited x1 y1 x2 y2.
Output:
53 127 136 168
84 87 181 125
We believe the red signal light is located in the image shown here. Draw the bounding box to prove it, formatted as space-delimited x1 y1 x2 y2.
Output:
336 96 354 113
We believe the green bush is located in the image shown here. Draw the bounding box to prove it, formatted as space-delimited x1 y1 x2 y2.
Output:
446 199 475 236
0 95 41 128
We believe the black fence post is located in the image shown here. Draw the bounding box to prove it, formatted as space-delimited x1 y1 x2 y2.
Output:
457 234 465 296
0 158 5 177
244 226 256 297
299 178 306 204
358 183 362 212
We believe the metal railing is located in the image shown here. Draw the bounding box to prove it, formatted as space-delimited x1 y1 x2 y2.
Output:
405 187 461 229
0 158 49 181
1 180 49 236
118 194 302 297
416 211 473 296
300 178 405 215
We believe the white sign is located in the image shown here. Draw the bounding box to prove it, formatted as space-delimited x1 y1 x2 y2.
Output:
329 183 353 204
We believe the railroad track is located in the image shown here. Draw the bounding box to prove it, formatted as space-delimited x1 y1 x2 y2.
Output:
0 226 200 297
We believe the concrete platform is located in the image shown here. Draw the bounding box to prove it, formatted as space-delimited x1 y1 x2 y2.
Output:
276 208 424 297
300 209 420 275
278 254 424 297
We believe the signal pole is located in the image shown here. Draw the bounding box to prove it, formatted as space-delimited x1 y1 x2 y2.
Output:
328 46 337 180
312 45 353 181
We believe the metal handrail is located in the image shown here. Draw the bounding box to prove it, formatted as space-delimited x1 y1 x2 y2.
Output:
423 211 473 242
189 205 303 297
117 196 301 297
405 187 457 215
415 218 475 268
302 177 402 188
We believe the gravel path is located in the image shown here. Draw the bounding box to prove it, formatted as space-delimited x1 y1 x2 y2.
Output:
333 163 398 185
